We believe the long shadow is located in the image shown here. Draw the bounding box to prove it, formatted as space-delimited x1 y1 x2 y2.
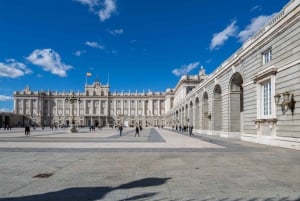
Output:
0 177 171 201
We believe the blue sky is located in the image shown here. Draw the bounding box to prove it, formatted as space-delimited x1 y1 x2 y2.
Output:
0 0 289 111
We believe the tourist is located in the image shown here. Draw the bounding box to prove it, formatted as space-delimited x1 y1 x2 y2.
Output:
25 124 30 136
189 125 193 136
135 125 140 137
119 125 123 136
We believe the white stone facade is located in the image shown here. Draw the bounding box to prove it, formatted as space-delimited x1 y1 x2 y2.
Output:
166 0 300 149
13 0 300 149
13 81 169 128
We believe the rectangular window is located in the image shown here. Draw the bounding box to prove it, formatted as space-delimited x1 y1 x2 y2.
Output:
262 49 272 65
262 80 272 116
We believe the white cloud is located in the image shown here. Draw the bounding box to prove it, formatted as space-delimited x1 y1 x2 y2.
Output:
74 0 117 22
73 0 99 11
0 108 11 112
172 62 200 77
238 14 275 42
85 41 105 49
27 49 72 77
108 28 123 35
210 20 238 50
0 95 13 101
73 50 86 56
250 5 262 12
0 59 31 78
98 0 116 22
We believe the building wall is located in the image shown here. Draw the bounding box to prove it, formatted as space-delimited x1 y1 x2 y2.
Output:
167 0 300 149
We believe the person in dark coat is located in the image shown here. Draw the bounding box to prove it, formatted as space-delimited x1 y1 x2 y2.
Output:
135 125 140 137
189 125 193 136
25 124 30 135
119 125 123 136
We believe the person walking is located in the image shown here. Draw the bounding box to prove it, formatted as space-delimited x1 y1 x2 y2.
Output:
189 125 193 136
119 125 123 136
135 125 140 137
25 124 30 136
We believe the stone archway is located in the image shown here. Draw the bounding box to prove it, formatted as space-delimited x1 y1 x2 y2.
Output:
195 97 200 129
185 104 189 126
229 72 244 132
189 101 193 127
202 92 209 130
213 85 222 131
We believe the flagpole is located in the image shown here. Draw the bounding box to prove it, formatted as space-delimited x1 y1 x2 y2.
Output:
107 72 110 86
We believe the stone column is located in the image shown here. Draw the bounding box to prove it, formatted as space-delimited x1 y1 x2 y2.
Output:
47 99 50 116
63 100 65 116
158 100 160 116
135 100 138 116
14 99 17 114
77 100 80 116
56 99 58 116
121 100 124 115
22 99 26 115
142 100 145 116
91 100 94 115
114 100 117 116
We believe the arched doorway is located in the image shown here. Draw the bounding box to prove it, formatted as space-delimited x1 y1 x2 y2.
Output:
189 101 193 127
229 72 244 132
213 85 222 131
195 97 200 129
185 104 189 126
202 92 209 130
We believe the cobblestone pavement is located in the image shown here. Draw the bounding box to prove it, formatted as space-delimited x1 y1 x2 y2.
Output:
0 127 299 201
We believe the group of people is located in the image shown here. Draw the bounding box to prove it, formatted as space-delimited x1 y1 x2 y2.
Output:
174 125 193 136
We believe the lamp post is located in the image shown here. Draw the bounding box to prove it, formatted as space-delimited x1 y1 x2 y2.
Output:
65 92 81 133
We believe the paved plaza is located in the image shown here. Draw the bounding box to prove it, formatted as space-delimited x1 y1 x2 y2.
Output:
0 127 299 201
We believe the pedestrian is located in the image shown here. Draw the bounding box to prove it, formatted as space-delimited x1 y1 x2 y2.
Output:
135 125 140 137
119 125 123 136
189 125 193 136
25 124 30 136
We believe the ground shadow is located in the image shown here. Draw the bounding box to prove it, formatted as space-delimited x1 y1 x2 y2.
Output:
0 177 171 201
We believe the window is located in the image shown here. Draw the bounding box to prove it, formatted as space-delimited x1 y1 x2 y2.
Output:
262 80 272 116
254 68 277 119
262 49 272 65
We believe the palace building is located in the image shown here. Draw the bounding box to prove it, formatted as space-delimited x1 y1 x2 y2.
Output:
13 0 300 149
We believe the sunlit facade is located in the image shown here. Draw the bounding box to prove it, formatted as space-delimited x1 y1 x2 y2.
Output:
13 0 300 149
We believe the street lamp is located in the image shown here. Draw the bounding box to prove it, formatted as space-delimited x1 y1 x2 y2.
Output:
65 92 81 133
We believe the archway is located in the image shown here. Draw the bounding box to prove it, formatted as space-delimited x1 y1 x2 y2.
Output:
189 101 193 127
229 72 244 132
202 92 209 130
213 85 222 131
195 97 200 129
185 104 189 126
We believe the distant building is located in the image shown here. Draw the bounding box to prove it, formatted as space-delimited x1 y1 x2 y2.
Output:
13 0 300 149
13 80 171 128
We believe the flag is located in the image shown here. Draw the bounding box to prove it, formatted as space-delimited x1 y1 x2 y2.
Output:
86 72 92 77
